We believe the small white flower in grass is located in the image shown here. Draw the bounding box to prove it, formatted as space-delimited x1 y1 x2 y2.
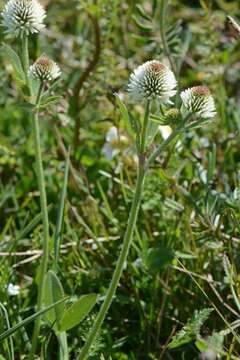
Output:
1 0 46 36
181 86 216 119
102 126 119 161
159 125 172 140
128 60 177 103
159 124 182 151
7 283 20 296
29 54 61 82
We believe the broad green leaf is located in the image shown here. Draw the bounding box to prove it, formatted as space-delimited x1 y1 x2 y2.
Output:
1 44 25 81
145 246 174 272
43 270 65 329
59 294 98 332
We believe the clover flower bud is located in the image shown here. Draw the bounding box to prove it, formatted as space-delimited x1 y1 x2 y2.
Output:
165 108 180 125
1 0 46 36
180 86 216 119
29 54 61 82
128 60 177 103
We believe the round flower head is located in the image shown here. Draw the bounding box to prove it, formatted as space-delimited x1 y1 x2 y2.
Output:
29 55 61 82
128 60 177 103
181 86 216 119
1 0 46 36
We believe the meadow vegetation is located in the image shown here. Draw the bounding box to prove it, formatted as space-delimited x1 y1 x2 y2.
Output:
0 0 240 359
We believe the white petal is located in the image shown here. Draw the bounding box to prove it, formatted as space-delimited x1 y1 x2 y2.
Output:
106 126 118 142
159 125 172 139
7 283 20 296
102 143 118 161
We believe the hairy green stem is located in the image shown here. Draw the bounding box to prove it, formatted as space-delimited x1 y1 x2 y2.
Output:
78 161 145 360
140 100 150 153
29 82 50 359
22 32 30 92
146 126 181 170
77 104 185 359
77 103 151 360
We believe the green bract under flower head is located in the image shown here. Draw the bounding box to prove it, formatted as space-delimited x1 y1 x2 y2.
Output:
1 0 46 36
128 60 177 103
181 86 216 119
29 54 61 82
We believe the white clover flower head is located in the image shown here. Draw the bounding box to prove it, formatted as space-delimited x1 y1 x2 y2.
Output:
181 86 216 119
128 60 177 103
29 54 61 82
1 0 46 36
7 283 20 296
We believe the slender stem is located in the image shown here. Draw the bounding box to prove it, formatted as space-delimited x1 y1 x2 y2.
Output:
77 105 186 359
22 32 29 75
146 126 182 170
78 162 146 360
159 0 176 75
146 114 192 169
58 332 69 360
78 103 152 359
29 83 49 359
140 100 150 153
53 148 70 271
21 31 31 92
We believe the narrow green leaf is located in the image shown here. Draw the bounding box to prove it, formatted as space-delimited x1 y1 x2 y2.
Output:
135 4 151 21
15 102 36 111
0 298 68 342
132 15 152 31
1 44 25 81
207 144 216 184
59 294 98 332
115 94 131 131
43 270 65 329
54 149 70 268
40 96 62 109
115 94 140 143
